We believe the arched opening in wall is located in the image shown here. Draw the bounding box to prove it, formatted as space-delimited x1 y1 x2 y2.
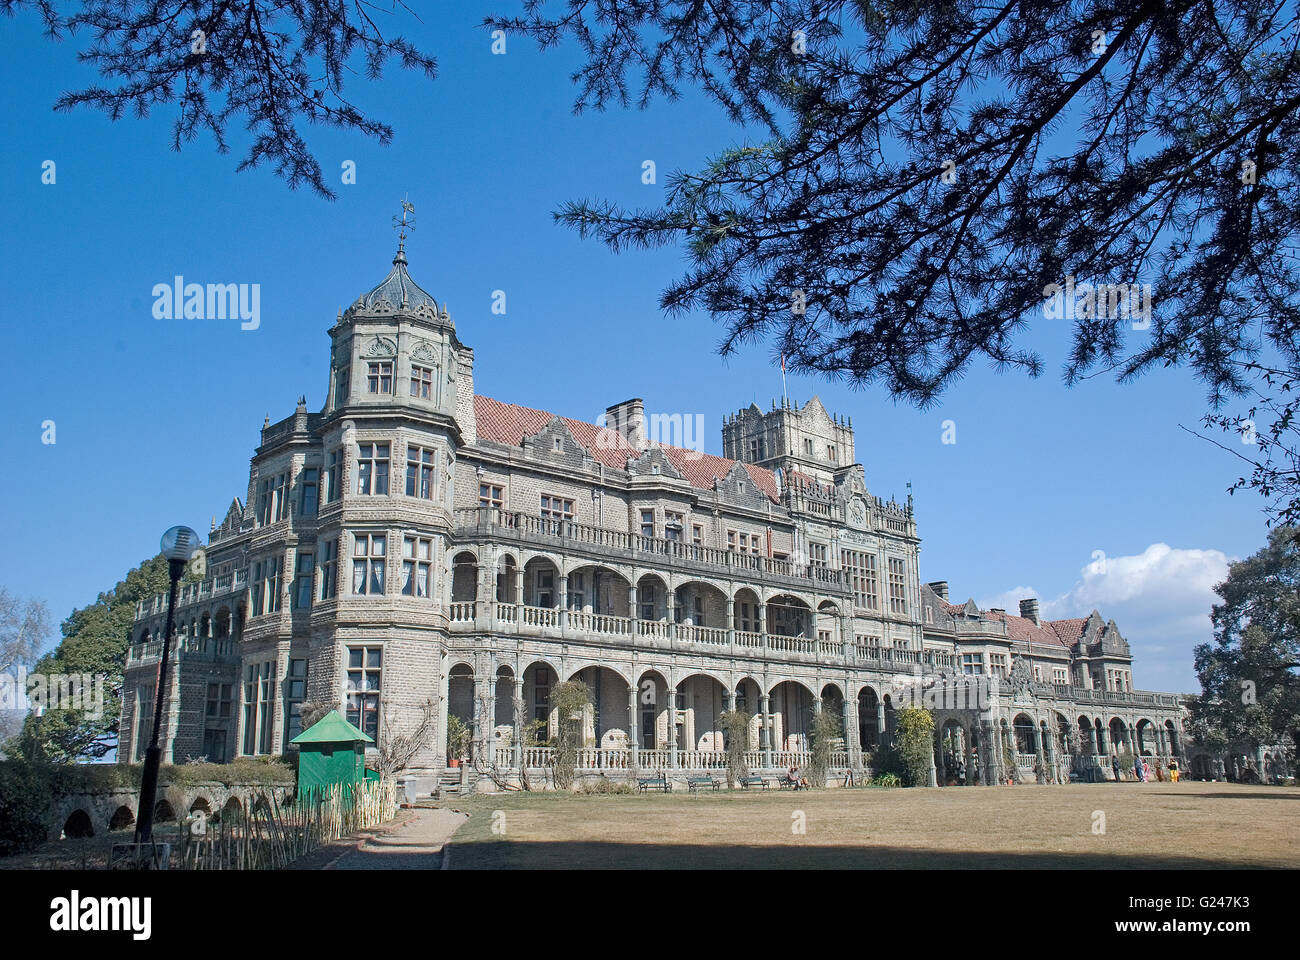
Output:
451 551 478 604
220 797 241 824
938 719 966 784
189 797 212 815
214 607 231 640
199 613 211 640
858 687 881 750
495 555 518 604
634 574 667 624
567 666 633 760
61 809 94 839
766 595 812 638
1055 713 1073 755
819 684 845 760
108 805 135 832
566 564 632 620
733 588 762 635
673 673 727 761
673 581 727 637
493 666 515 751
1109 718 1129 755
1013 714 1037 756
522 662 558 746
1164 719 1180 756
815 601 840 647
770 680 815 756
447 663 475 754
523 556 559 610
1094 718 1108 754
1077 716 1094 755
634 669 669 751
1135 719 1155 755
152 800 176 824
733 677 762 753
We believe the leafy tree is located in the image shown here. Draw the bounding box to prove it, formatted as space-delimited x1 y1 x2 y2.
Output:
549 679 589 789
719 708 752 785
1194 526 1300 755
9 554 171 763
5 0 437 198
894 706 935 787
445 714 471 764
493 0 1300 519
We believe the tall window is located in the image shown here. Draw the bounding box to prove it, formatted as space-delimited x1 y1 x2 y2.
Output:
284 659 308 746
251 556 281 616
272 472 290 521
640 510 655 538
887 557 907 615
299 467 319 517
809 543 828 568
366 361 393 394
479 483 503 508
406 445 436 500
352 533 386 594
324 450 342 503
692 524 704 547
256 478 271 525
841 550 879 611
135 683 155 761
293 552 314 610
356 442 390 495
319 539 338 600
346 646 382 739
334 364 349 404
410 365 434 399
242 661 276 755
665 511 684 541
402 536 434 598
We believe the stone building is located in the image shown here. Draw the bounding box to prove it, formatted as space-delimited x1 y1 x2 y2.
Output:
122 239 1200 790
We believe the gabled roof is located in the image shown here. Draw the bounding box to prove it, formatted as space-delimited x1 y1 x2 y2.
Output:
473 395 779 500
290 710 373 745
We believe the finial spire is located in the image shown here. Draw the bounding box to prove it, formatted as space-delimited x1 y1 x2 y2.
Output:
392 194 416 264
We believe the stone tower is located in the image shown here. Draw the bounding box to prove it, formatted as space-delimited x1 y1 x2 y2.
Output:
722 396 856 485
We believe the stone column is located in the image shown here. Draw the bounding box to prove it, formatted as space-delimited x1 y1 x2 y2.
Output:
668 682 679 771
559 574 569 632
514 572 524 625
843 696 858 769
760 693 773 767
628 682 639 770
876 700 887 751
512 679 524 769
965 725 977 786
666 586 676 642
1033 722 1047 784
726 597 735 645
928 726 939 787
628 583 638 635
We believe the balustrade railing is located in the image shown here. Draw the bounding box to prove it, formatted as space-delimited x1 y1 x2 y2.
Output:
454 507 849 588
448 601 476 623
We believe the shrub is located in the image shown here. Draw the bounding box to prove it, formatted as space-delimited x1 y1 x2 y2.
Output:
0 760 51 856
719 709 751 786
894 707 936 787
806 709 843 787
871 772 902 788
573 777 635 795
551 680 590 790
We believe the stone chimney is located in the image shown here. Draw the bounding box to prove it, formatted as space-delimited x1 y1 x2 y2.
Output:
1019 598 1041 626
927 581 949 602
605 398 646 450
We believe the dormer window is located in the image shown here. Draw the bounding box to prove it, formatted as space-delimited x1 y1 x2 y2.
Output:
553 437 562 452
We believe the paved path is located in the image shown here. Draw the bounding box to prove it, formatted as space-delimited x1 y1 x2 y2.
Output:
324 807 468 870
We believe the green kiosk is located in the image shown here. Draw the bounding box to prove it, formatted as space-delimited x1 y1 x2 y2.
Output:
291 710 374 794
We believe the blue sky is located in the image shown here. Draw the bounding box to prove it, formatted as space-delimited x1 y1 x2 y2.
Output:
0 4 1264 693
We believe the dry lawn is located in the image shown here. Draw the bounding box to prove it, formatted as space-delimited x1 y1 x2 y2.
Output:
441 780 1300 869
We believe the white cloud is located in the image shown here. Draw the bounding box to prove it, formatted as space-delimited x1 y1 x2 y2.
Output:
991 544 1233 694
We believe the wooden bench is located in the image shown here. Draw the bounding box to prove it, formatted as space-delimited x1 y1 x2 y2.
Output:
637 773 670 793
687 776 721 794
739 775 768 790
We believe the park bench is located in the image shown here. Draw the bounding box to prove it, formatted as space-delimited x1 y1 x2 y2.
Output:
739 775 768 790
687 776 721 794
637 773 669 793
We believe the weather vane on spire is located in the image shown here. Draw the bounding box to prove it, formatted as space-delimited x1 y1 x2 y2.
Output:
392 195 416 258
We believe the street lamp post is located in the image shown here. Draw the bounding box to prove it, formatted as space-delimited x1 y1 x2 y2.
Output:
133 525 201 848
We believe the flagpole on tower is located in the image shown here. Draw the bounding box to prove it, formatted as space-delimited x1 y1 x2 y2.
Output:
780 353 788 408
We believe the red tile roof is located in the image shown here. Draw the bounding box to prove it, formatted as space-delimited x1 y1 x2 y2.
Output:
473 395 779 500
984 610 1073 649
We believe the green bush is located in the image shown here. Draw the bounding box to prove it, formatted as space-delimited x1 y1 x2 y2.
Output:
895 707 936 787
871 772 902 788
0 761 52 856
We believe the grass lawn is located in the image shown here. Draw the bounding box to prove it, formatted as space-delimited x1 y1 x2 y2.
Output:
438 780 1300 869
